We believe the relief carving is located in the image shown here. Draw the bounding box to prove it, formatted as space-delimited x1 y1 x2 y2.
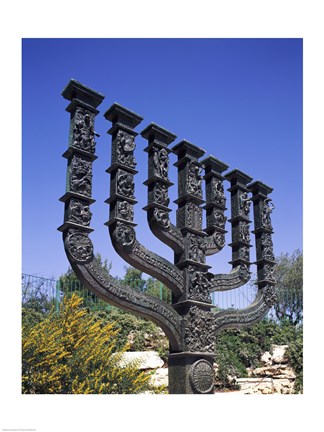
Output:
117 200 134 221
114 221 136 247
187 162 202 198
153 147 169 180
72 108 97 154
154 182 170 206
116 130 136 169
186 202 203 230
65 228 93 263
239 191 250 218
117 171 135 198
184 306 216 352
188 267 212 303
187 234 206 263
212 208 227 229
153 208 171 229
69 155 92 197
262 198 275 230
67 199 92 226
211 178 226 207
261 232 275 261
239 221 250 243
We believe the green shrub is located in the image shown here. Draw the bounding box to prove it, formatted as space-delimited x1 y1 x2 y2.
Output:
22 294 150 394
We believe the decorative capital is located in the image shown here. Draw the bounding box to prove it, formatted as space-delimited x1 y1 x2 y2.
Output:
104 103 143 132
225 169 253 189
141 123 177 146
172 140 205 162
201 156 229 177
248 180 273 198
62 79 105 113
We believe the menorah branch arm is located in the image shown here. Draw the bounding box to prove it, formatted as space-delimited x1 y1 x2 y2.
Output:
63 239 182 351
108 228 184 297
105 107 184 297
212 286 276 334
141 124 184 254
207 264 250 292
202 156 229 256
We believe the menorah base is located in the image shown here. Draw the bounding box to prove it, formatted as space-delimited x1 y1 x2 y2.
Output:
168 352 215 394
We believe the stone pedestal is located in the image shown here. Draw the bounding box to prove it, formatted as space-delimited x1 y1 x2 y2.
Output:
168 353 215 394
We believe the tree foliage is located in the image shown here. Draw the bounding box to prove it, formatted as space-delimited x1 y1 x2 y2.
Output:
22 294 150 394
274 249 303 325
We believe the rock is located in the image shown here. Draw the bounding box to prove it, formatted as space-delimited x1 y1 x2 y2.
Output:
253 364 296 379
272 345 289 364
150 368 168 387
273 379 295 394
236 378 274 394
115 351 164 370
261 351 272 366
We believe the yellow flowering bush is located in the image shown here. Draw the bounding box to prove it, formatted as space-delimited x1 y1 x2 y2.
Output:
22 293 150 394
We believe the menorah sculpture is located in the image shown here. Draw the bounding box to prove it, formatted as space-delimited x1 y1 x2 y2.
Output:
58 79 277 394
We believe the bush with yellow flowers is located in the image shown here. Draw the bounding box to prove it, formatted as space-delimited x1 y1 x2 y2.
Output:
22 293 150 394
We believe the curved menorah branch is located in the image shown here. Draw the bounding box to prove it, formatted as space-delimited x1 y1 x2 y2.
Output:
141 123 184 254
104 104 184 297
202 156 229 256
206 169 253 292
212 285 276 334
208 265 251 292
211 179 277 333
64 230 181 351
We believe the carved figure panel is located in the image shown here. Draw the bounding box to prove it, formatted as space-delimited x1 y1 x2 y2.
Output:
65 228 93 262
261 232 275 261
211 178 226 207
188 266 212 303
154 182 170 206
153 147 169 180
117 170 135 199
239 191 250 218
186 202 203 230
116 130 136 169
184 306 216 352
153 208 170 229
187 233 206 263
72 108 96 154
66 199 92 226
69 155 92 197
239 221 250 244
187 162 202 198
212 208 227 229
117 200 134 221
262 199 275 230
114 221 136 247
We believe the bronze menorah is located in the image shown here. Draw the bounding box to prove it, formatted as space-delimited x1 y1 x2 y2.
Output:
58 79 277 394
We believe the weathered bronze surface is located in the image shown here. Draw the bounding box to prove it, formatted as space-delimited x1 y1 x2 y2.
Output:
59 79 277 394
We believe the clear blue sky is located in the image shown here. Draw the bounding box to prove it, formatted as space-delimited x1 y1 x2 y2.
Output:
22 38 302 280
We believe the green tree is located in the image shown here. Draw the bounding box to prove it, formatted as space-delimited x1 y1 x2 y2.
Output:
145 277 171 303
274 249 303 325
122 266 146 292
